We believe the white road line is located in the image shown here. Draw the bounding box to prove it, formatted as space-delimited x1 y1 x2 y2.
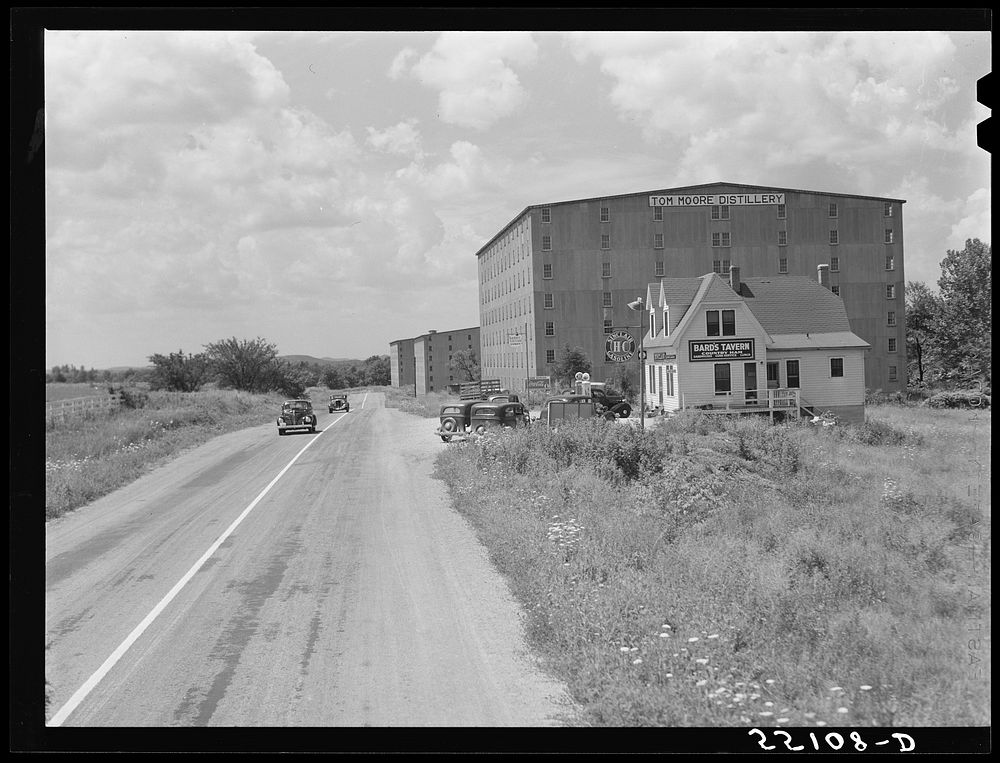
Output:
361 392 369 408
47 416 345 727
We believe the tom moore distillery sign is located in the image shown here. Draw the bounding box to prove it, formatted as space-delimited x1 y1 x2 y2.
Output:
648 192 785 207
688 338 756 362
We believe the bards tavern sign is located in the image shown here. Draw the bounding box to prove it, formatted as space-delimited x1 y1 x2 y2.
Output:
648 193 784 207
689 339 756 361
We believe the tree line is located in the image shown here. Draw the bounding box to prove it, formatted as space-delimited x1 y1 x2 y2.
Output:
905 238 991 390
47 337 392 398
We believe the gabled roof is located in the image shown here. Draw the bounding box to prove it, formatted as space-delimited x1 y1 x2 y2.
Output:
646 273 870 352
738 277 852 335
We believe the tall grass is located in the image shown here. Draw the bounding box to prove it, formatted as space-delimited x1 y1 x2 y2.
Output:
433 407 991 726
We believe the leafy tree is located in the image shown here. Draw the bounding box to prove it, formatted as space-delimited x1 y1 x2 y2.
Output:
934 238 991 385
551 344 592 388
449 349 481 382
322 366 345 390
605 365 639 402
904 281 941 384
204 336 283 393
362 355 391 386
148 350 210 392
51 366 67 383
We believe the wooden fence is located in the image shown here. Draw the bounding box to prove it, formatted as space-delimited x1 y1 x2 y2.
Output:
45 394 122 425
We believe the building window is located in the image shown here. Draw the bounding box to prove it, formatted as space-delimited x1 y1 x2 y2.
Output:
778 257 788 274
713 260 723 274
600 206 610 223
887 311 896 327
778 230 787 246
786 360 800 388
712 231 732 247
601 233 610 250
885 255 895 271
886 284 895 299
655 261 665 277
829 230 839 245
832 285 841 297
829 202 839 218
706 310 721 337
542 235 552 251
603 319 613 332
654 232 664 249
830 256 840 272
888 337 897 353
602 262 612 278
546 349 555 363
541 207 551 223
714 363 731 394
711 204 730 220
884 202 893 218
830 357 844 378
766 361 780 389
543 263 553 279
544 321 554 336
885 229 894 244
653 206 663 221
602 291 613 308
777 203 786 219
544 293 554 309
888 365 898 382
722 309 736 336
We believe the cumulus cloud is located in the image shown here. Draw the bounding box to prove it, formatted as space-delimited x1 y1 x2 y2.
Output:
396 32 539 129
565 31 971 189
366 119 424 158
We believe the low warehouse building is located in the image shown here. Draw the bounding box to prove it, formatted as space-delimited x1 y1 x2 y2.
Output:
642 265 870 424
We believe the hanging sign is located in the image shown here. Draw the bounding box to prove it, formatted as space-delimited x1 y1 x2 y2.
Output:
605 330 636 362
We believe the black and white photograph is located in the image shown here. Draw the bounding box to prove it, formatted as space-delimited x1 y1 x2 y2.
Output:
14 7 990 754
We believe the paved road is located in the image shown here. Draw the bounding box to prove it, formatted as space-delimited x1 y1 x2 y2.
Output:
45 392 574 727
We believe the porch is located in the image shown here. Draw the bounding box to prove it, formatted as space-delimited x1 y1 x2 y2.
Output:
671 388 807 420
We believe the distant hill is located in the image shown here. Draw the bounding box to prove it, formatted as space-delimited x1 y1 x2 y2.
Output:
280 355 366 367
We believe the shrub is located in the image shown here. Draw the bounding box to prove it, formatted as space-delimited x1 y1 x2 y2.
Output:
925 390 991 409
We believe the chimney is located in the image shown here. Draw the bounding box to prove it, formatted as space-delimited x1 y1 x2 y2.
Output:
729 265 741 294
817 264 830 289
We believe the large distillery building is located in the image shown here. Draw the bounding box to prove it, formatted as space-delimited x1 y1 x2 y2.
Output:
476 182 906 395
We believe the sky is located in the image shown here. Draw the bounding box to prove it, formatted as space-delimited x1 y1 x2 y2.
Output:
42 26 991 370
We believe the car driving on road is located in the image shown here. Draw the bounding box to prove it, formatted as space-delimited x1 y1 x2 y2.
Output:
277 399 317 435
329 394 350 413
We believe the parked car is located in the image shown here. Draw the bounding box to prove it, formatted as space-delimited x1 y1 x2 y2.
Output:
277 399 317 435
469 400 530 435
587 383 632 418
435 398 529 441
328 394 350 413
436 400 478 442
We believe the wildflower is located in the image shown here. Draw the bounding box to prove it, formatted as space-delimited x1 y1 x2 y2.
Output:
837 707 849 714
665 673 673 678
777 718 789 724
815 721 827 727
695 658 709 665
619 647 630 652
661 623 672 629
830 686 843 692
764 701 774 707
688 637 699 642
758 711 773 717
803 712 815 719
860 685 873 691
659 633 670 638
632 659 643 665
696 680 707 687
765 679 775 685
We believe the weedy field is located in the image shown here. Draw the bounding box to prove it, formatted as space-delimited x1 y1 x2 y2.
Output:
433 406 991 727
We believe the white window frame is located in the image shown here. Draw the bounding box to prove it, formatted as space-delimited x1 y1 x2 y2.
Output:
829 230 839 245
654 232 664 249
600 206 610 223
542 235 552 251
601 233 610 250
830 357 844 378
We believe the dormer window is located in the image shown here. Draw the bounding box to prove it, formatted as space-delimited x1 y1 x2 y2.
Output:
662 307 670 335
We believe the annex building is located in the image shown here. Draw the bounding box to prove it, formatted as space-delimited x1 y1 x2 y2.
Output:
476 182 906 396
642 266 870 424
389 326 480 395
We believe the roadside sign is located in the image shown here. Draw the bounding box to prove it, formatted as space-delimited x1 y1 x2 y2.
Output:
508 332 523 347
605 330 636 362
638 350 647 361
526 376 550 391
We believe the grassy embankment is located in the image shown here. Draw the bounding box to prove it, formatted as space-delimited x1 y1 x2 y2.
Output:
430 405 990 727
